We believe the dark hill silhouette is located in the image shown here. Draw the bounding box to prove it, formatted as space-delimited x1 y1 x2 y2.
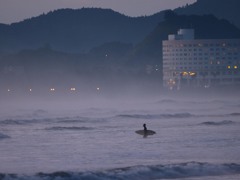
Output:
1 0 240 54
0 8 165 53
175 0 240 28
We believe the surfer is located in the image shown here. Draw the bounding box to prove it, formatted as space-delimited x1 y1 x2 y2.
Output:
143 123 147 131
135 124 156 137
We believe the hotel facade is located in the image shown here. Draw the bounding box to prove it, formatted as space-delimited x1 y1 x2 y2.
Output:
162 29 240 89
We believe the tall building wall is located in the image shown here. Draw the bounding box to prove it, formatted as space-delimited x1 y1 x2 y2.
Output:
162 36 240 89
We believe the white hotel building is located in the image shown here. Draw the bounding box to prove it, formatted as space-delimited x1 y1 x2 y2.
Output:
162 29 240 89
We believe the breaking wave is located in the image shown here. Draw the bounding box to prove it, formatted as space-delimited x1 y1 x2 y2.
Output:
1 162 240 180
200 120 235 126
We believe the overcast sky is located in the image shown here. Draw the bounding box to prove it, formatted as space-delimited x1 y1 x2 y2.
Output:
0 0 196 24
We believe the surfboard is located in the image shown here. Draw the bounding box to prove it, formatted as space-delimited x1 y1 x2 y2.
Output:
135 130 156 136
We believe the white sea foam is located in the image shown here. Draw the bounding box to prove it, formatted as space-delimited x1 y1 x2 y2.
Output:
1 162 240 180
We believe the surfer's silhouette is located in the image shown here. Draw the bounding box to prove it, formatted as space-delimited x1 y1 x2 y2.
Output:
135 123 156 137
143 123 147 131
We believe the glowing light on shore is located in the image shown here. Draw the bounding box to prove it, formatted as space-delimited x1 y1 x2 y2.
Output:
70 88 76 91
96 87 100 91
50 88 55 91
181 71 196 76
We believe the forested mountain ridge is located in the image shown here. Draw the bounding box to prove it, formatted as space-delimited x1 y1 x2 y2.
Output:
1 0 240 53
0 8 165 53
175 0 240 28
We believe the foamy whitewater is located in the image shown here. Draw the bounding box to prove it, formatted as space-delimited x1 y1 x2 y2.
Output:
0 94 240 180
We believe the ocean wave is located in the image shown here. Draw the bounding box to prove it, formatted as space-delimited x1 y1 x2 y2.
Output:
0 133 10 139
229 113 240 116
200 120 235 126
155 99 233 105
0 119 28 125
0 116 105 126
117 111 240 120
57 117 91 123
1 162 240 180
155 99 178 104
0 119 51 126
117 113 194 119
57 116 107 124
45 126 94 131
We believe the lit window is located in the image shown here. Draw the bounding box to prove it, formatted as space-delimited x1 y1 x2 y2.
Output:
168 79 176 85
189 72 196 76
227 66 231 69
182 72 188 76
234 66 238 69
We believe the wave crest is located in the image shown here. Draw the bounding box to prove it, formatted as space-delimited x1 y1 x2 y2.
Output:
0 133 10 139
117 113 193 119
45 126 94 131
1 162 240 180
200 120 235 126
229 113 240 116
